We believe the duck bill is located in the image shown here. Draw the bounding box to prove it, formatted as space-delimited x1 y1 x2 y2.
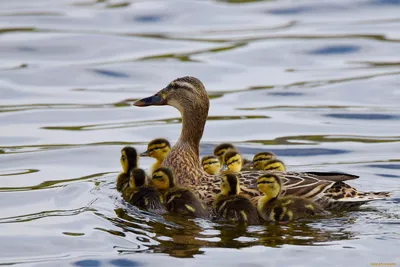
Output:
246 162 254 168
140 150 150 157
134 93 166 107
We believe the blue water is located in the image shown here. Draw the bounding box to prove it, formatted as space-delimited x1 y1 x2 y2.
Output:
0 0 399 266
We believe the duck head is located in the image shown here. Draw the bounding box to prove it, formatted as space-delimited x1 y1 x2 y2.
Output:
134 76 209 112
134 76 210 146
140 138 171 161
201 155 221 175
120 146 138 174
257 174 282 199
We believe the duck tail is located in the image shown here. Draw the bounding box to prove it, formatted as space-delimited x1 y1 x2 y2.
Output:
318 190 392 210
354 191 392 199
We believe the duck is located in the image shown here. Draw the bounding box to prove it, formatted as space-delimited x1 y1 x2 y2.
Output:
213 173 259 225
257 174 329 222
221 149 243 174
133 76 391 209
127 168 168 214
251 152 277 170
150 167 208 218
140 138 171 175
201 155 221 175
213 143 236 165
213 143 252 167
262 159 286 172
117 146 138 193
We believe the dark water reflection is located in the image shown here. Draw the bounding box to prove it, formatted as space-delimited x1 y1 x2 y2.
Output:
0 0 400 266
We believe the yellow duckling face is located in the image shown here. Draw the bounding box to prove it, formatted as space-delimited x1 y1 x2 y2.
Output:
129 168 147 190
252 152 276 170
140 138 171 161
120 146 138 173
257 174 282 199
262 159 286 172
213 143 236 164
220 174 241 196
201 155 221 175
133 76 209 114
150 167 175 190
223 150 242 173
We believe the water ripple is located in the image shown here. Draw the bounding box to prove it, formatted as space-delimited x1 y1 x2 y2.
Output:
0 0 399 265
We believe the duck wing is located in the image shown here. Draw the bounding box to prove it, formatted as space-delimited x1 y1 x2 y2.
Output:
236 170 339 200
215 196 259 225
130 187 167 215
166 188 208 218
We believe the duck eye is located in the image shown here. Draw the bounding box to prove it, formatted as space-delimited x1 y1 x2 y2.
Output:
121 156 125 161
152 175 163 180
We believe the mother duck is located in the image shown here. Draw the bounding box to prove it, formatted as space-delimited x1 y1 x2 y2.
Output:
134 76 390 209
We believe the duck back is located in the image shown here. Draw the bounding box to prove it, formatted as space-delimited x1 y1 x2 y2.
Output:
214 195 259 225
165 187 208 218
129 186 167 215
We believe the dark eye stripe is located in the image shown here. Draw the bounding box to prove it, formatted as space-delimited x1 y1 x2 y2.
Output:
257 180 273 185
254 157 272 162
148 145 167 153
265 165 280 170
228 159 239 165
152 175 163 180
204 161 219 166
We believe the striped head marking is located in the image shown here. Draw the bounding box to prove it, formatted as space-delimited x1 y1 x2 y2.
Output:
213 143 236 164
134 76 208 110
262 159 286 172
252 152 276 170
160 76 208 112
120 146 138 173
201 155 221 175
150 167 175 190
141 138 171 161
223 149 242 173
257 174 281 199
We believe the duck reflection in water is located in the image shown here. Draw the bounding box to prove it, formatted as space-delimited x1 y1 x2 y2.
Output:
110 206 355 258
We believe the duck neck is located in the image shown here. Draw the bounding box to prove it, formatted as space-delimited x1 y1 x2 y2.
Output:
163 99 210 186
260 193 278 206
179 105 208 153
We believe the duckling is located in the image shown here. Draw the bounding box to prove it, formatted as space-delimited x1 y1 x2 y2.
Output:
213 174 259 225
201 155 221 175
221 149 242 174
252 151 277 170
257 174 329 222
150 167 208 218
140 138 171 175
134 76 392 210
262 159 286 172
117 146 138 192
213 143 236 165
127 168 167 214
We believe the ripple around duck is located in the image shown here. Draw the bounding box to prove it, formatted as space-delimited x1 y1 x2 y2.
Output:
325 113 400 120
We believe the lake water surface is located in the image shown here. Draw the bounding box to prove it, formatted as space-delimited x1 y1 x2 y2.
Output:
0 0 400 266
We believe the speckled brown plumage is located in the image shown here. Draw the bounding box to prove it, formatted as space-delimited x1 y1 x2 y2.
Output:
134 76 392 211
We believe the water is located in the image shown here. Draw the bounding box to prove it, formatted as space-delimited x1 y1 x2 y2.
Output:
0 0 399 266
